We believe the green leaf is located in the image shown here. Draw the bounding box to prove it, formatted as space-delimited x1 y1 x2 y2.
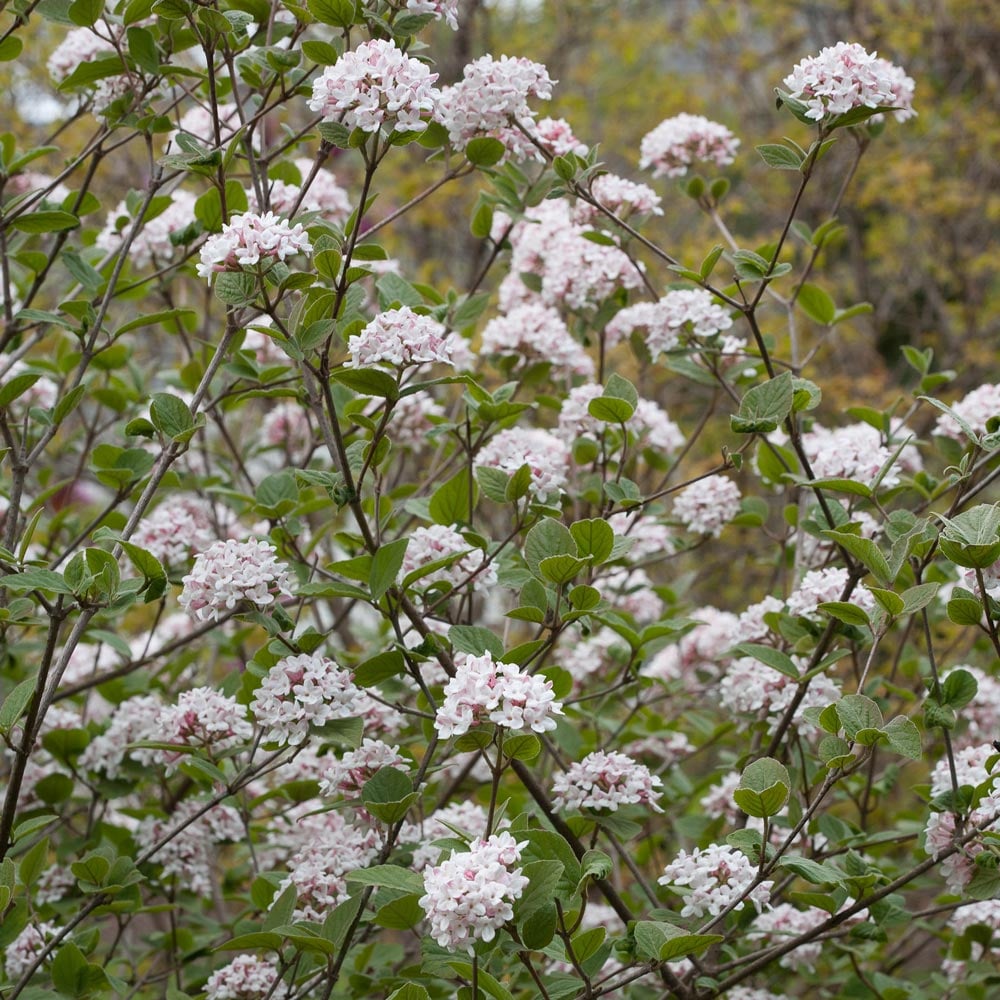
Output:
869 587 904 616
2 568 74 595
729 642 799 678
0 676 36 735
306 0 356 27
386 985 431 1000
360 768 417 824
345 865 424 895
214 271 258 306
150 392 194 440
733 756 790 818
947 596 983 626
503 734 540 761
633 922 723 962
369 537 408 602
700 244 724 279
818 601 871 627
354 650 405 687
0 36 23 61
523 517 576 576
881 715 921 759
515 860 565 917
330 367 399 399
936 505 1000 568
822 530 891 585
899 582 940 615
466 137 506 167
588 396 635 423
942 669 978 710
12 210 80 234
798 283 836 324
756 143 804 169
778 855 845 885
448 625 504 659
429 470 476 526
217 932 284 951
539 553 588 585
0 373 42 409
836 694 884 740
732 371 794 433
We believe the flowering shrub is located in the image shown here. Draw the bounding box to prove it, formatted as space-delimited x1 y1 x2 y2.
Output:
0 7 998 1000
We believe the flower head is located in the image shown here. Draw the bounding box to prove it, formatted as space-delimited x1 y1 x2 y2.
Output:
434 652 563 739
672 475 742 536
553 750 664 813
782 42 914 123
606 289 733 353
474 427 570 499
308 38 440 134
179 538 294 621
658 843 772 918
205 956 288 1000
347 307 453 369
419 832 529 953
196 211 311 282
639 113 739 178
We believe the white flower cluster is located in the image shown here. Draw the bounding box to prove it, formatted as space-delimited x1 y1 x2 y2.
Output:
251 653 362 746
96 190 198 269
658 843 772 918
434 652 564 739
534 116 588 158
276 819 380 921
179 538 294 621
795 421 921 487
205 955 288 1000
672 474 742 536
135 799 244 894
403 801 494 869
4 922 57 979
785 566 876 620
552 750 664 813
782 42 915 123
318 738 406 797
475 426 570 500
941 900 1000 982
943 665 1000 748
644 606 740 686
79 694 164 778
196 211 312 283
639 113 740 178
419 832 529 954
347 306 453 369
156 688 253 769
934 383 1000 441
480 303 595 377
606 289 734 354
401 524 497 594
717 656 841 729
576 172 664 222
132 495 224 568
308 38 440 134
264 159 351 224
495 201 645 312
384 391 446 450
436 54 554 160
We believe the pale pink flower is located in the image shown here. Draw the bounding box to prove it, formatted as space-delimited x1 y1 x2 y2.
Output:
347 306 453 368
404 801 493 869
196 211 312 282
79 694 164 778
553 750 663 813
782 42 912 123
47 25 116 82
639 113 740 178
534 116 588 158
495 201 644 312
942 901 1000 982
944 666 1000 748
608 510 674 560
934 383 1000 441
132 495 222 568
262 158 351 223
480 303 594 377
658 843 772 918
318 738 406 797
644 606 740 685
276 824 380 920
419 832 529 953
717 657 841 728
180 538 294 621
383 391 446 450
577 173 663 222
750 902 860 972
4 922 58 979
205 956 288 1000
170 103 244 149
599 567 664 622
405 0 459 29
308 38 440 134
672 474 741 536
251 652 362 746
401 524 496 593
474 426 570 499
794 421 920 487
155 687 253 769
434 652 563 739
135 800 244 894
699 772 744 824
786 567 876 621
96 190 198 268
260 401 314 461
436 54 554 161
606 289 734 353
243 317 290 366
